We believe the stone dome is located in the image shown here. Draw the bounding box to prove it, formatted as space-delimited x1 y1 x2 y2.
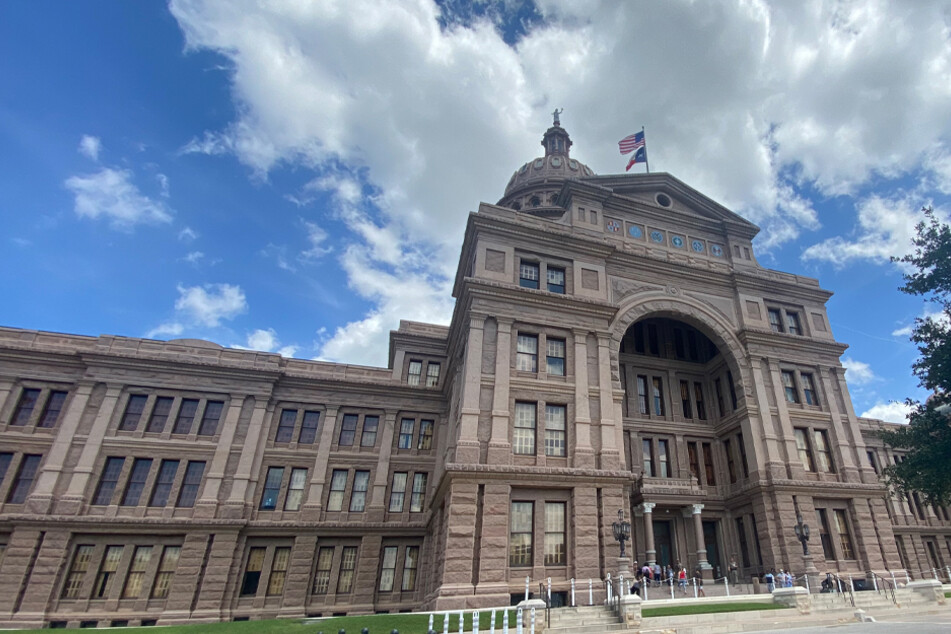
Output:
498 120 596 210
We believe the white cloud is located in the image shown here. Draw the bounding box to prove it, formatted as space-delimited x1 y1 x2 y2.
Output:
146 321 185 339
78 135 101 161
893 304 951 337
232 327 298 357
184 251 204 263
156 173 170 197
178 226 199 241
65 167 172 230
861 400 914 424
842 357 877 385
174 283 247 327
168 0 951 363
299 220 332 261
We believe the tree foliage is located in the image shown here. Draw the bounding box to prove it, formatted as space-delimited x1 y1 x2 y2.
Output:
880 207 951 505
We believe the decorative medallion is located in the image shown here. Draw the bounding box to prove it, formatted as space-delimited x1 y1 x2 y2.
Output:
691 240 704 253
711 244 723 257
671 235 685 248
607 220 621 233
551 156 562 167
650 230 665 244
569 159 579 170
628 225 643 239
533 158 544 168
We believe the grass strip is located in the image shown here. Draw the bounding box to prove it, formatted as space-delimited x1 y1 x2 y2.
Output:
642 601 789 618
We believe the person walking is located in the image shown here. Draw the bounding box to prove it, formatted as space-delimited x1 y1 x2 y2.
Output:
678 567 688 594
694 567 706 597
765 569 775 592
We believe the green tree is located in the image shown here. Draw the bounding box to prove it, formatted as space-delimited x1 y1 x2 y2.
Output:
880 207 951 505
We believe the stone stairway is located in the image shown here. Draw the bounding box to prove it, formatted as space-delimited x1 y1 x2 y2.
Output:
545 605 627 633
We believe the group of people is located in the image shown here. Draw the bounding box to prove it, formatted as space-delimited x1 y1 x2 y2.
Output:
763 568 796 591
631 562 705 597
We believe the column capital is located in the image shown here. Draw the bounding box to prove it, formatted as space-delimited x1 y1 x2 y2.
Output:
642 502 655 514
692 503 704 515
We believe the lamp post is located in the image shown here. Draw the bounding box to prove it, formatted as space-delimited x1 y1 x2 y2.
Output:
794 514 810 555
613 509 631 558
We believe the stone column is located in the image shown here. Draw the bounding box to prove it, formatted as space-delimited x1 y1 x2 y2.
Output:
194 394 247 518
367 409 398 521
597 334 621 470
59 384 123 514
456 315 486 463
487 318 512 464
301 406 339 521
642 502 656 566
223 397 270 516
572 329 595 468
691 504 710 569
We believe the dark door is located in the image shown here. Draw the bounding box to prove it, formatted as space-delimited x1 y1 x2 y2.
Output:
703 520 720 575
653 520 674 567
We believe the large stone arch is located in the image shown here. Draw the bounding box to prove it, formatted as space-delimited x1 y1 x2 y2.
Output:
608 290 753 402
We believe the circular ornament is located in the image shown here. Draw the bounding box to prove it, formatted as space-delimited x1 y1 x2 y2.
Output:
628 225 643 239
711 244 723 257
691 240 704 253
671 235 685 248
650 230 664 243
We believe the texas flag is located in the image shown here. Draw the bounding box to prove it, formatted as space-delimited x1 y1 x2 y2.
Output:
618 131 647 171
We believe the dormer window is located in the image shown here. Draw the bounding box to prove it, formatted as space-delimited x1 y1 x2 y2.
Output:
407 361 422 386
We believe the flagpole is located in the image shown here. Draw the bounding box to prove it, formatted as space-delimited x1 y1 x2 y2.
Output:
643 126 650 174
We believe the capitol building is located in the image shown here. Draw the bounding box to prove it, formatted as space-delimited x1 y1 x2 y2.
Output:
0 120 946 628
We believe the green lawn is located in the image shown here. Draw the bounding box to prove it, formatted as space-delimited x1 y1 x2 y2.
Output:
945 591 951 598
88 609 517 633
642 601 789 618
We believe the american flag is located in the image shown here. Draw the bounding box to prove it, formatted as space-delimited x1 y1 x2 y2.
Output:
618 131 645 155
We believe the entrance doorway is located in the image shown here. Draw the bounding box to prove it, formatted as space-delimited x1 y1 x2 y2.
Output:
703 520 721 575
653 520 675 567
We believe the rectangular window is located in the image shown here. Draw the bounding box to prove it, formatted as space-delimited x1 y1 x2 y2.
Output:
546 338 566 376
240 547 266 596
794 428 815 472
407 360 422 386
94 545 124 598
172 399 199 434
260 467 285 510
519 262 540 289
285 468 307 511
637 375 649 415
545 502 566 565
121 458 152 506
736 517 750 567
6 454 41 504
652 377 664 416
694 382 707 420
349 470 370 512
786 311 802 335
680 381 692 418
658 439 670 478
867 450 879 474
702 443 716 485
312 547 334 594
398 418 414 449
402 545 419 591
151 545 180 599
516 334 538 372
379 546 398 592
642 438 654 477
148 460 179 507
781 370 799 403
327 469 348 511
724 439 737 483
120 395 147 431
176 461 205 507
410 473 427 512
544 405 566 457
122 546 152 599
417 419 434 450
266 547 291 596
688 442 700 482
727 371 738 409
339 414 358 446
801 373 819 406
145 397 173 433
816 509 834 559
814 430 834 473
197 401 223 436
38 391 68 428
389 472 407 512
299 410 320 444
93 457 125 505
63 545 94 599
426 362 441 387
510 501 533 566
768 308 784 333
547 266 565 293
337 546 357 593
11 388 41 426
275 409 297 443
513 402 536 455
715 379 725 417
737 433 750 478
361 415 379 447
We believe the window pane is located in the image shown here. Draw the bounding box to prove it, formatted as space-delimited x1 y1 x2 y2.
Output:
546 338 566 376
313 547 334 594
410 473 427 512
781 371 799 403
643 439 654 477
337 547 357 593
794 428 815 472
652 377 665 416
339 414 357 446
120 395 148 431
172 399 199 434
176 461 205 508
658 439 670 478
417 420 434 450
833 509 854 559
519 262 540 289
389 472 407 512
349 470 370 512
545 502 566 565
401 546 419 591
516 334 538 372
379 546 397 592
122 546 152 599
398 418 414 449
94 546 124 598
151 546 181 599
328 469 348 511
38 391 68 428
510 502 533 566
407 360 422 386
802 373 819 405
146 397 173 433
275 409 297 443
768 308 784 333
121 458 153 506
240 547 266 596
298 410 321 444
361 415 379 447
426 362 441 387
197 401 223 436
547 267 565 293
7 454 41 504
93 457 125 505
284 468 307 511
62 545 94 599
266 547 291 595
149 460 179 507
513 402 536 455
544 405 566 457
11 388 41 426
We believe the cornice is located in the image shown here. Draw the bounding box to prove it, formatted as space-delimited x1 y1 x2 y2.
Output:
740 329 849 357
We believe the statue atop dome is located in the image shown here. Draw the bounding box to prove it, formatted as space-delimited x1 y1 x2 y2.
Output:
552 107 563 127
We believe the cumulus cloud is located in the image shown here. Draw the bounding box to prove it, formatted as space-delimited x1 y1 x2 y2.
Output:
842 357 877 385
184 251 204 263
178 226 199 241
78 135 101 161
861 400 913 424
65 167 173 230
300 220 333 261
168 0 951 363
232 328 298 357
147 282 248 338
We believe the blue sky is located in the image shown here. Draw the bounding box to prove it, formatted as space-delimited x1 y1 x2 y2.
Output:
2 1 950 423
